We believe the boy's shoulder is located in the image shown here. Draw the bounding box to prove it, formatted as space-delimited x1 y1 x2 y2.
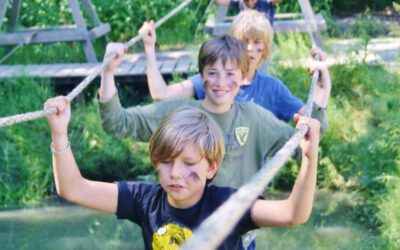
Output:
234 100 275 117
254 71 284 86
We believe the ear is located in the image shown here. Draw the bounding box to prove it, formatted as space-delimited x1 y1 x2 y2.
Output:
206 161 219 180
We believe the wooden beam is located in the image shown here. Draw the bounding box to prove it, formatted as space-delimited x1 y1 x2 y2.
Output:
0 28 92 45
68 0 97 63
208 13 326 36
89 23 110 39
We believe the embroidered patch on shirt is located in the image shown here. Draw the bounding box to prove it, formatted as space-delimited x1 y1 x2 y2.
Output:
235 126 249 146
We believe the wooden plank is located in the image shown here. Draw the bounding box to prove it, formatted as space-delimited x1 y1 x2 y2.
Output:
0 65 15 77
67 63 96 77
174 56 192 73
54 64 80 77
116 61 135 76
0 29 90 45
129 59 146 75
160 60 176 74
209 13 326 36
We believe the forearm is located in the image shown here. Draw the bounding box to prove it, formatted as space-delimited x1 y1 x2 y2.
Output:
287 151 318 224
145 46 170 101
51 134 85 202
99 71 117 101
313 84 331 108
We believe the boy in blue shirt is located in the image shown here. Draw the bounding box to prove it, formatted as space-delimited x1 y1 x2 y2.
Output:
215 0 283 25
140 10 330 123
44 97 320 249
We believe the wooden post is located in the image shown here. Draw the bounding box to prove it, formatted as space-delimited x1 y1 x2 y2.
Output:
9 0 21 32
298 0 324 47
0 0 9 28
81 0 109 43
68 0 97 63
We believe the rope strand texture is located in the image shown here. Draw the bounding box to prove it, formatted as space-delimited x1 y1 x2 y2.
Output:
0 0 193 128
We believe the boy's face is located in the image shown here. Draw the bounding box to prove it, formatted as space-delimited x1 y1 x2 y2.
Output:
202 59 242 113
245 38 265 69
157 143 218 209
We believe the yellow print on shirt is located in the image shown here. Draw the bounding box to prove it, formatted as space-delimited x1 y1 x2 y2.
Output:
235 126 249 146
152 223 193 249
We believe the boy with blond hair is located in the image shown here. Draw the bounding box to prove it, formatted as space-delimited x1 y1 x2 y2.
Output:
45 97 320 249
141 10 330 123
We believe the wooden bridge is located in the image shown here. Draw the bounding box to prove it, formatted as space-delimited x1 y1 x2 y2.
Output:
0 50 197 84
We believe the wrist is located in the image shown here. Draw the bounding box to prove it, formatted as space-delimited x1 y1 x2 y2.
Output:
313 102 327 111
51 139 70 155
51 132 68 140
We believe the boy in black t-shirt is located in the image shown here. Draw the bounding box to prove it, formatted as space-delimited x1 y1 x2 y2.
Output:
44 97 320 249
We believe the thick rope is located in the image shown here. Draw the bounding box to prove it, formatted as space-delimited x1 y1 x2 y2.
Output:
0 0 193 128
181 43 322 250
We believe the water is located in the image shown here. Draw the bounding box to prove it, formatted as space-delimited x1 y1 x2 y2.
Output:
0 191 380 250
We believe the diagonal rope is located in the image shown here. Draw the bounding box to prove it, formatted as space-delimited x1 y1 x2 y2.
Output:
181 39 322 250
0 0 193 128
0 32 36 65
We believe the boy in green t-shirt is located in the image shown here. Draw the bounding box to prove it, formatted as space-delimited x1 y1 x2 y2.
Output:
98 35 328 189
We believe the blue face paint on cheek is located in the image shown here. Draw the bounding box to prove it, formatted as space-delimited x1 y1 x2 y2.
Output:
188 172 200 181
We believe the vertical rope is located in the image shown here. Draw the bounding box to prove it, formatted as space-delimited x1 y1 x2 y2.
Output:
0 0 193 128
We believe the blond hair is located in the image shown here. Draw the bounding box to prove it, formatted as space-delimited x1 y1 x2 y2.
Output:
149 106 225 178
198 35 249 77
230 10 273 66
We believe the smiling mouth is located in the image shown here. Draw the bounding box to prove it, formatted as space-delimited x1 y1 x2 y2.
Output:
212 89 229 96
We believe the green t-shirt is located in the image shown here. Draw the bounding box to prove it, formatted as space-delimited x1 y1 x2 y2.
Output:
99 94 307 188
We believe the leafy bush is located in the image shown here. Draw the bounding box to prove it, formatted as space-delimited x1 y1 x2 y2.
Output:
378 176 400 249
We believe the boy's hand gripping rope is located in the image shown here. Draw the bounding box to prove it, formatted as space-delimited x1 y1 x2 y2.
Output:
0 0 193 128
181 43 322 250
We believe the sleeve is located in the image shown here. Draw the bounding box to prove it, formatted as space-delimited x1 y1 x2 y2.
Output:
273 79 304 122
214 186 259 234
98 93 178 141
116 181 147 224
255 104 302 160
311 105 328 137
189 74 206 100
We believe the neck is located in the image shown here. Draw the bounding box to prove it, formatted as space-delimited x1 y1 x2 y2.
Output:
242 67 257 85
201 100 232 114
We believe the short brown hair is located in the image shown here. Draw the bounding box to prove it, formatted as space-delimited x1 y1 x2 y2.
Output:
230 10 273 67
149 106 225 179
198 35 249 77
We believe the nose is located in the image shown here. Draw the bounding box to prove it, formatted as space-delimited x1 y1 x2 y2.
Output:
170 162 183 179
247 42 254 51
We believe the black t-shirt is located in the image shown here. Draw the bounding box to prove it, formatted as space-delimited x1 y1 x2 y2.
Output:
116 182 258 249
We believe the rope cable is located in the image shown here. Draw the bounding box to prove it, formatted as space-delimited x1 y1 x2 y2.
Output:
0 0 193 128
